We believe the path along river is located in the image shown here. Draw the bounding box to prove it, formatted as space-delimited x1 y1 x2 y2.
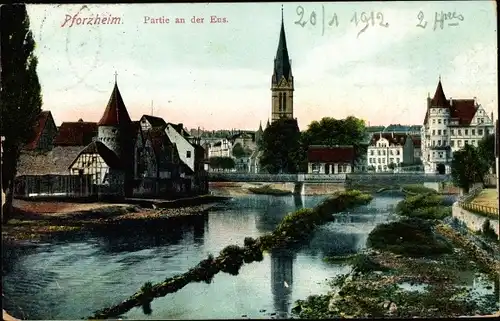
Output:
2 193 477 319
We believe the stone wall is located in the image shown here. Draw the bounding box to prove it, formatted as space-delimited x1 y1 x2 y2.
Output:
301 183 345 196
452 202 499 237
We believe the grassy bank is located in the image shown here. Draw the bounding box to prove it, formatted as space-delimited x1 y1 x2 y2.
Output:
247 185 292 196
88 190 373 319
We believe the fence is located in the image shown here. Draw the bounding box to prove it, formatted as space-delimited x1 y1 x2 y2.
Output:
457 185 499 219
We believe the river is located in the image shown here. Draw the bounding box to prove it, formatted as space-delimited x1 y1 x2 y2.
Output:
2 194 403 319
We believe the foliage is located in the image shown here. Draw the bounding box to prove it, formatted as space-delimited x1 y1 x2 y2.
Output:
301 116 367 163
1 4 43 222
387 162 396 170
451 145 489 193
477 134 496 173
259 118 303 173
247 185 292 196
481 219 498 240
351 253 390 274
231 142 251 158
396 193 451 220
367 218 453 257
208 156 235 170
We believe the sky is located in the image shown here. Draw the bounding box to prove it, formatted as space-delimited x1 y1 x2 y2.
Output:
27 1 497 131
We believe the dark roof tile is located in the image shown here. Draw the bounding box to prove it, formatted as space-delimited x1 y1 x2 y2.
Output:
307 145 355 163
53 121 97 146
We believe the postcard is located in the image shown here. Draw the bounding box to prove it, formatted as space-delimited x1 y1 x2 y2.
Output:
1 1 498 320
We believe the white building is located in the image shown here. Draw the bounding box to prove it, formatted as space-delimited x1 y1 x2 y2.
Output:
307 145 355 174
207 138 233 158
366 133 415 172
421 79 495 174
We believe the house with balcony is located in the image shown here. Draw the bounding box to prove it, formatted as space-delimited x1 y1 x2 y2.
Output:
366 133 415 172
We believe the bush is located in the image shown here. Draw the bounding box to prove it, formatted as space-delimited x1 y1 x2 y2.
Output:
482 219 498 240
248 185 292 196
396 193 451 220
367 218 453 257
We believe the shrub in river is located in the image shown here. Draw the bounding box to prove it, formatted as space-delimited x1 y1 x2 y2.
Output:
396 193 451 220
243 236 257 247
367 218 453 257
140 281 154 315
351 253 390 274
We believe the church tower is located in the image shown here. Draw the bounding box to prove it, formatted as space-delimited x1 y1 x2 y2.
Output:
271 6 294 122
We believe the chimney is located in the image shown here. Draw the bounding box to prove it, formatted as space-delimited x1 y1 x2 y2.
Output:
473 97 477 106
449 97 452 106
491 112 494 121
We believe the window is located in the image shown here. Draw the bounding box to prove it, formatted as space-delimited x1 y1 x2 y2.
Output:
370 150 374 156
382 158 386 164
443 130 447 135
439 152 443 158
465 129 468 135
458 140 462 147
472 129 475 135
437 130 441 135
437 140 441 146
443 119 447 124
438 119 442 124
458 129 462 135
432 130 436 135
389 158 394 163
396 150 400 155
432 140 435 146
450 140 454 147
382 150 386 156
187 151 191 158
283 93 287 111
377 150 381 156
451 129 455 135
478 129 483 135
464 140 468 145
432 119 436 124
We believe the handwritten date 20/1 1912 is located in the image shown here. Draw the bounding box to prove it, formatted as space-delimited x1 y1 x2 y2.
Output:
294 5 389 38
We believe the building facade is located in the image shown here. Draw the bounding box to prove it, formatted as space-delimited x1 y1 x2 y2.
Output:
307 145 355 174
421 79 495 174
367 133 415 172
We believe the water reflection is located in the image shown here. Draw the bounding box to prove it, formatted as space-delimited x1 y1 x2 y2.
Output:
270 249 296 318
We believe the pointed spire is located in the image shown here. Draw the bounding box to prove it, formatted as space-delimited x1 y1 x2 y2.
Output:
266 119 270 128
431 77 448 107
273 6 292 83
98 81 132 126
258 121 263 131
114 71 118 84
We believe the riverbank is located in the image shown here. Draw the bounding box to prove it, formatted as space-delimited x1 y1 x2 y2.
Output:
292 188 499 318
2 196 229 242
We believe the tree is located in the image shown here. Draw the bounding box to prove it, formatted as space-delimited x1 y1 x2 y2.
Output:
259 119 302 174
209 156 235 171
450 144 489 194
232 143 247 158
1 4 43 222
387 163 396 171
477 134 495 174
301 116 367 164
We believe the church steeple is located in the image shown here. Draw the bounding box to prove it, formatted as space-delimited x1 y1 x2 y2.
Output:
271 5 294 123
273 5 292 84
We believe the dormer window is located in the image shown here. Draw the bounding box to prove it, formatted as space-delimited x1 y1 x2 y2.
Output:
187 151 191 158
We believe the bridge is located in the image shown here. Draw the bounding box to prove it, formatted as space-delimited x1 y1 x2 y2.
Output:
208 172 451 183
208 172 452 195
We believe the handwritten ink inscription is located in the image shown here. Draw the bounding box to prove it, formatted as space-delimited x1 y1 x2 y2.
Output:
294 5 388 38
416 10 464 30
295 5 339 36
350 11 389 38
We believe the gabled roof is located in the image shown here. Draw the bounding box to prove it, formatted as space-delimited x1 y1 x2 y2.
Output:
143 127 174 157
449 99 477 126
17 146 83 176
53 120 97 146
273 7 292 84
369 133 409 146
24 111 53 150
71 141 122 169
98 83 132 127
167 123 191 138
307 145 355 163
141 115 167 128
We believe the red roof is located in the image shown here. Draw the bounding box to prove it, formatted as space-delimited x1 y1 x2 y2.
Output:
97 83 132 126
53 121 97 146
307 145 355 163
449 99 476 126
431 80 449 108
369 133 408 146
24 111 52 150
